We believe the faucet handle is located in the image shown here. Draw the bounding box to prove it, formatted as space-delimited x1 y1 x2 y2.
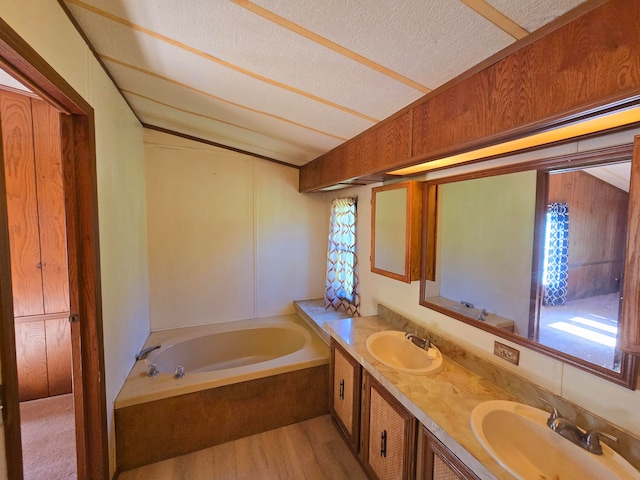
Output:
585 430 617 455
539 398 561 426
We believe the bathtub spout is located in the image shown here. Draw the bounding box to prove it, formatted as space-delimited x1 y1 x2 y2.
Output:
136 344 161 361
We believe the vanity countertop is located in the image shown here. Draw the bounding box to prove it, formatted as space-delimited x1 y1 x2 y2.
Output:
326 315 518 480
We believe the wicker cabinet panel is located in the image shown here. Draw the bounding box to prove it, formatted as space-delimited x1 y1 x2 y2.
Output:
330 340 361 452
363 372 416 480
421 426 479 480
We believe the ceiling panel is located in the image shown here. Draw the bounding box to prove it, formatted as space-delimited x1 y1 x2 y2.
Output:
62 0 589 166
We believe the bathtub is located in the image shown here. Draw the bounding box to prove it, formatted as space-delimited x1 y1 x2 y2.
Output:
115 313 329 409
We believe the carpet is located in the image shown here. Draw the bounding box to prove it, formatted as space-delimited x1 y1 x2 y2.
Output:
20 393 77 480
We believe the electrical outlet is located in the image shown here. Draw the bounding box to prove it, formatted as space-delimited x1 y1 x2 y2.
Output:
494 341 520 365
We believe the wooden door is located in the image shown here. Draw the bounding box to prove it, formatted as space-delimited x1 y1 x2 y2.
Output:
31 98 68 314
0 91 43 318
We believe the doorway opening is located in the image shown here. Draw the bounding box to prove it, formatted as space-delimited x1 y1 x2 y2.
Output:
0 74 76 479
0 17 109 480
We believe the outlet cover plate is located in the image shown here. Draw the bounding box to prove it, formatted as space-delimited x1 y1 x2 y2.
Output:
494 341 520 365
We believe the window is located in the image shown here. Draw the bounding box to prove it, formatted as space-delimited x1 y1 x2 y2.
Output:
325 197 359 315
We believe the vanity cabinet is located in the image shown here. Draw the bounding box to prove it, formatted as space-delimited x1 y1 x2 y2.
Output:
361 371 417 480
330 339 362 452
371 180 422 283
419 427 479 480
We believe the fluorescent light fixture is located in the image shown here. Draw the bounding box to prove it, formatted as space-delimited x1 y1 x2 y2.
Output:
389 105 640 176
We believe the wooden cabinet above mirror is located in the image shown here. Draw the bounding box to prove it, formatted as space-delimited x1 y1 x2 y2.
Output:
371 180 422 283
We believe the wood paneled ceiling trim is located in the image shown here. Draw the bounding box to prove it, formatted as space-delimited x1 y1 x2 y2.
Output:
103 55 348 143
230 0 432 95
460 0 529 39
65 0 379 123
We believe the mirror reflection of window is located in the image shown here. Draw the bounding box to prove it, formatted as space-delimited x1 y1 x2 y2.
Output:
424 157 632 377
536 164 630 371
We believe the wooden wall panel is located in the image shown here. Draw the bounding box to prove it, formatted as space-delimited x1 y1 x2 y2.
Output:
301 0 640 191
549 170 628 301
14 318 48 400
413 0 640 160
372 111 412 172
45 314 72 396
0 90 44 317
301 112 411 191
621 136 640 353
298 155 322 192
320 146 346 186
32 98 69 314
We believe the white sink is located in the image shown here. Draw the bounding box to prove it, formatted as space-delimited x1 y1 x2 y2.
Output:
365 330 443 375
471 400 640 480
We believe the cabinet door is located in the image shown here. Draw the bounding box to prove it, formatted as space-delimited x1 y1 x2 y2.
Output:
420 427 479 480
364 373 416 480
330 340 361 451
32 98 69 314
45 314 72 395
14 317 48 400
0 90 44 317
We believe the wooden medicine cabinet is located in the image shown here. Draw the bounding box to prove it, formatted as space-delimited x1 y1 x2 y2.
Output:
371 180 422 283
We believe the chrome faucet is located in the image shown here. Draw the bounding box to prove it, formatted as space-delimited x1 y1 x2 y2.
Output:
404 332 431 350
542 400 617 455
478 309 488 321
136 343 161 361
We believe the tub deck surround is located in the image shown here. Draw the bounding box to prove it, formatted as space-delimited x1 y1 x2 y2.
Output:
294 298 352 344
115 314 329 408
114 313 332 471
116 365 330 471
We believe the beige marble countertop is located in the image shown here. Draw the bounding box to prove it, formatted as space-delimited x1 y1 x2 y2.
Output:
326 315 518 480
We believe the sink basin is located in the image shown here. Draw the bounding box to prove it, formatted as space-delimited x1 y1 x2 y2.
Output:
471 400 640 480
365 331 443 375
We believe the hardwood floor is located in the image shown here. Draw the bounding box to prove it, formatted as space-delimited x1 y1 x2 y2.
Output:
117 415 367 480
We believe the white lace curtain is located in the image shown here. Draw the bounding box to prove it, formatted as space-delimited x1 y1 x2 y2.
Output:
325 197 360 316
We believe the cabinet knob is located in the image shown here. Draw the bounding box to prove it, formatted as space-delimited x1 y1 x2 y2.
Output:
339 379 345 400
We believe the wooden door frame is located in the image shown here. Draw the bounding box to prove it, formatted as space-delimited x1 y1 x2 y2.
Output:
0 18 109 480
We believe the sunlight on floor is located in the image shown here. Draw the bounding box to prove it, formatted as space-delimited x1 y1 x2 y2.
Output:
548 321 617 347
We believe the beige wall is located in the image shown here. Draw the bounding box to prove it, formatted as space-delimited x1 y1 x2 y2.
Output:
0 1 151 475
144 130 327 330
357 126 640 438
439 171 537 334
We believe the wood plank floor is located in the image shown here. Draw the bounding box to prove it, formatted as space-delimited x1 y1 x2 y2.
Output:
117 415 368 480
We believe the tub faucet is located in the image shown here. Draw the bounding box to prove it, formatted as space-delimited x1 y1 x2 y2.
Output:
405 332 431 350
136 344 161 361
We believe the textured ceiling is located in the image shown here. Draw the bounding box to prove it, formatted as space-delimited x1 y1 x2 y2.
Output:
60 0 587 167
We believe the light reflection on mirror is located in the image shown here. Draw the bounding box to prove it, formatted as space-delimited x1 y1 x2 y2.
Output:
426 159 631 375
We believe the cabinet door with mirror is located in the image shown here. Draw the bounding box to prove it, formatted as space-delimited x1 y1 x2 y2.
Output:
421 140 639 388
371 180 422 283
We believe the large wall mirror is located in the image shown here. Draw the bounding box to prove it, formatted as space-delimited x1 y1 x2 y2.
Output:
420 143 639 388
